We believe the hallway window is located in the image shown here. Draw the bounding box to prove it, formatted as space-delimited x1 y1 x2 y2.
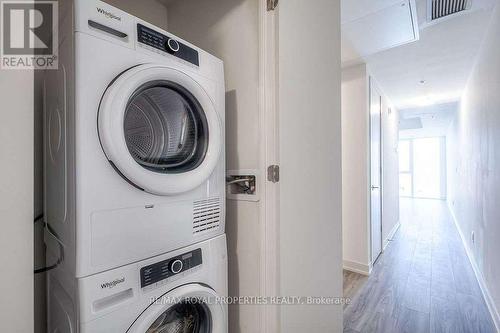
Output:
399 140 412 197
399 137 446 199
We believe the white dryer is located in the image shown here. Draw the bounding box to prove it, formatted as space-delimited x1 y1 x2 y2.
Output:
48 235 228 333
44 0 225 278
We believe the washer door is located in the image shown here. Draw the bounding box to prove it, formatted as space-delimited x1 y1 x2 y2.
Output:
127 284 226 333
99 64 222 195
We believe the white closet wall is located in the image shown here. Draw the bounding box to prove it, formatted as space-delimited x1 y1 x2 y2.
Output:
0 68 34 333
104 0 168 29
166 1 262 332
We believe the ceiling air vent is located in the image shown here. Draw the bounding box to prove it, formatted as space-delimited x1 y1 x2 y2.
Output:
429 0 469 20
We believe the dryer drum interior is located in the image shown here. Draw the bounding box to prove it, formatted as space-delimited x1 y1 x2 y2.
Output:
124 80 209 174
146 300 211 333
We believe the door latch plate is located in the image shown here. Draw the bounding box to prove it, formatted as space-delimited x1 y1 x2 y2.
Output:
267 165 280 183
267 0 279 11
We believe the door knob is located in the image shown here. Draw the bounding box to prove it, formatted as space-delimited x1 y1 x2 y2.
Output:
371 185 380 190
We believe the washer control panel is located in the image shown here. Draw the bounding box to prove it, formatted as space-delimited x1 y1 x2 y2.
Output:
137 24 199 66
140 248 202 289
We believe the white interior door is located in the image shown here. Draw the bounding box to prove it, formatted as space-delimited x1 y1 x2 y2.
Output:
370 79 383 263
273 0 343 332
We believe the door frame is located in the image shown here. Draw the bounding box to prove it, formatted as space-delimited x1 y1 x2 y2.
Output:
258 1 279 332
369 77 384 265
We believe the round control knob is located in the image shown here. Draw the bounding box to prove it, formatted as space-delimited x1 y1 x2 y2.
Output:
170 259 183 274
166 38 180 53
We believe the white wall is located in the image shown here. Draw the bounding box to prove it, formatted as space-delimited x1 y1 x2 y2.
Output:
341 64 370 272
447 3 500 327
341 65 400 273
278 1 343 332
104 0 168 29
381 89 400 247
166 1 261 332
0 70 34 331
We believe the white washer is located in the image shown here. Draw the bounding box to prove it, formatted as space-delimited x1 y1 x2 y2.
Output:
44 0 225 278
48 235 228 333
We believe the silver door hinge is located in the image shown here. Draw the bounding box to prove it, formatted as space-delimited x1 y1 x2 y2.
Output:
267 165 280 183
267 0 279 11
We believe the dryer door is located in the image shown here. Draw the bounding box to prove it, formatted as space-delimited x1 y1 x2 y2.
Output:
99 64 222 195
127 284 226 333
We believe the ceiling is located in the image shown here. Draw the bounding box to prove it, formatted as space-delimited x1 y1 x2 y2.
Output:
342 0 419 65
399 102 458 138
342 0 497 109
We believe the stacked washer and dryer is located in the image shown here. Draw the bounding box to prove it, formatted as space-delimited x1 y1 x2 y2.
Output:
44 1 227 332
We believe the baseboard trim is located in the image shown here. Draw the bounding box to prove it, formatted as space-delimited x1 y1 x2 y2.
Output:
343 260 372 276
448 202 500 332
383 220 401 251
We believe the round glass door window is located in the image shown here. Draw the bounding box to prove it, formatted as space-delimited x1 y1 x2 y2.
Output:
124 81 209 174
145 301 211 333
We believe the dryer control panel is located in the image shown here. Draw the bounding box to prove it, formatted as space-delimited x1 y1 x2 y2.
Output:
137 24 199 66
140 248 202 289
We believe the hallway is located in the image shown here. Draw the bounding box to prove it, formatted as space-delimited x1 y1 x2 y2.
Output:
343 198 496 333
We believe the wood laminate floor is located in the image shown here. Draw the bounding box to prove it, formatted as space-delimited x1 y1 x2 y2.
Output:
343 198 497 333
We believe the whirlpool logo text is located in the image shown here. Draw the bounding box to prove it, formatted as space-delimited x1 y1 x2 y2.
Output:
100 277 125 289
96 7 121 21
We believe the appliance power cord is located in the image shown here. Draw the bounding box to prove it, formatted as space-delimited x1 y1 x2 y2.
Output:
34 214 63 274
